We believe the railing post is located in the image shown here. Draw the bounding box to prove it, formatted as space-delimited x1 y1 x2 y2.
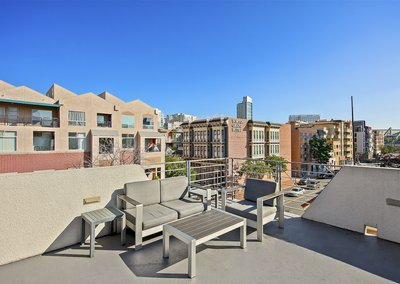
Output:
231 158 235 187
225 157 229 188
186 160 191 185
275 161 282 192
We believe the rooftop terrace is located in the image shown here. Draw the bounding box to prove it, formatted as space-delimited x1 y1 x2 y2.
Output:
0 161 399 283
1 214 399 284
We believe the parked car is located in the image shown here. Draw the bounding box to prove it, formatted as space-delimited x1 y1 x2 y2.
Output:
318 172 336 179
285 187 305 197
325 173 335 179
297 178 308 185
306 179 320 189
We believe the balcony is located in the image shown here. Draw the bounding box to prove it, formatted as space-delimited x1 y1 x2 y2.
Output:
0 115 59 127
97 113 112 128
0 161 399 283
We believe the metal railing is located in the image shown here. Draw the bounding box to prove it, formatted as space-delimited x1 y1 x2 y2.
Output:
142 157 343 216
0 116 59 127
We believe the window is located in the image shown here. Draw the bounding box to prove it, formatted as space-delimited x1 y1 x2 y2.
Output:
68 111 86 126
32 109 53 127
69 132 86 150
99 138 114 154
0 131 16 152
122 134 135 148
33 131 54 151
122 115 135 128
0 107 5 123
145 138 161 152
7 107 18 125
97 113 112 127
143 117 154 129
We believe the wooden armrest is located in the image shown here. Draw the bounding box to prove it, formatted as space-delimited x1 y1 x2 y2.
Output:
257 191 284 202
117 194 143 207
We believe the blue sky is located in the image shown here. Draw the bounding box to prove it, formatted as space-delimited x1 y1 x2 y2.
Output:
1 0 399 128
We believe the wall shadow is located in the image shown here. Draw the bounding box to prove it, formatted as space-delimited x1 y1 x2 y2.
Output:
265 216 400 283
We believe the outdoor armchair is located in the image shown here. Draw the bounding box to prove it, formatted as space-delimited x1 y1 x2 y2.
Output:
221 178 284 241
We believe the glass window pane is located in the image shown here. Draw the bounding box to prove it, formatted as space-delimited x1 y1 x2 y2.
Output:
122 115 135 128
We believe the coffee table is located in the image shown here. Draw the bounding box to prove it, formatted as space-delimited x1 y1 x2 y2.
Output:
162 208 246 278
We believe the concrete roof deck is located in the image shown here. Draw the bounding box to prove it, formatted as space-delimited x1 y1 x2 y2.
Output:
1 214 399 284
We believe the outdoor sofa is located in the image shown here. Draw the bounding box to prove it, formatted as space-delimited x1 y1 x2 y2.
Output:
117 176 211 249
221 178 284 241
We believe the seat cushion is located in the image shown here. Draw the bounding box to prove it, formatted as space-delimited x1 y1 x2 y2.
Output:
244 179 278 206
125 204 178 230
225 200 277 222
124 180 160 208
161 198 205 218
160 176 189 203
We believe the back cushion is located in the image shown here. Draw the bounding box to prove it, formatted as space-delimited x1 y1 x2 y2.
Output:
160 176 189 203
244 178 278 206
124 179 160 208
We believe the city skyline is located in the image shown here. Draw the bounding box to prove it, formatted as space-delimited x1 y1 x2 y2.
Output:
1 1 399 129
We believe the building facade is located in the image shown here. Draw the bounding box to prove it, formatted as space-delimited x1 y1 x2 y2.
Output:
181 117 286 160
354 120 373 161
290 120 353 176
0 80 165 177
236 96 253 120
288 114 320 123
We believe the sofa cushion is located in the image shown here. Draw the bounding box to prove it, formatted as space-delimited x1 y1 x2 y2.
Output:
124 180 160 208
161 198 205 218
225 200 277 222
125 204 178 230
160 176 189 203
244 179 277 206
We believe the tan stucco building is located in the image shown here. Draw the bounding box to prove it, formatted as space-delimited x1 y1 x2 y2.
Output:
0 80 165 176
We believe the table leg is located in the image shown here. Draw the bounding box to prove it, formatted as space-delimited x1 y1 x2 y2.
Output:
121 215 126 245
188 240 196 278
90 224 95 258
81 218 85 245
240 220 247 249
163 231 170 258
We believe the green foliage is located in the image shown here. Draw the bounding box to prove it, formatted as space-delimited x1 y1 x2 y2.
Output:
309 136 333 164
265 155 288 172
239 160 273 179
380 145 400 156
165 156 197 181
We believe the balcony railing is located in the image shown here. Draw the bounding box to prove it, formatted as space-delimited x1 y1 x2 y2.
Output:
0 116 59 127
143 157 343 216
97 121 112 128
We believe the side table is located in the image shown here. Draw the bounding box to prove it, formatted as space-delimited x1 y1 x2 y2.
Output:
81 207 126 257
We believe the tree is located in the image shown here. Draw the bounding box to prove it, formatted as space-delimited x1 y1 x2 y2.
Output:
309 136 332 164
265 155 288 172
380 145 400 156
165 155 197 181
239 160 273 179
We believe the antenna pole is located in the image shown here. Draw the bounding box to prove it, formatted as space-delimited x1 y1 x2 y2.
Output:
351 96 355 165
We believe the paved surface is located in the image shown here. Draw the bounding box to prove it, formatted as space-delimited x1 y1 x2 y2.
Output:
1 214 399 284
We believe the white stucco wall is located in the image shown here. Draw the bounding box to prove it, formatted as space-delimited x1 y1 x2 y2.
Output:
0 165 148 265
303 166 400 243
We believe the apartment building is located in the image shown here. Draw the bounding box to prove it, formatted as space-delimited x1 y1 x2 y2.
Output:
290 119 353 176
372 129 385 156
181 117 286 160
0 80 165 176
354 120 373 161
288 114 320 123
